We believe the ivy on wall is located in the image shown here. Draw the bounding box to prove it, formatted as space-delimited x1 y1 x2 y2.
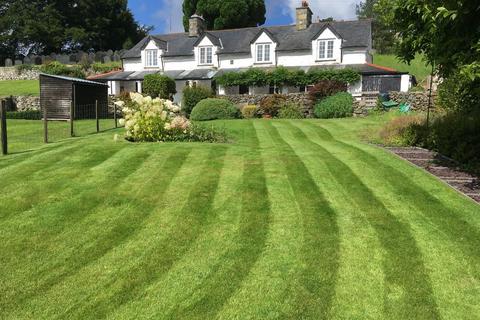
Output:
215 67 360 87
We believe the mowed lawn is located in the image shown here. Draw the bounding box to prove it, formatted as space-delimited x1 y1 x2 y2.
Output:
0 79 39 97
0 118 478 319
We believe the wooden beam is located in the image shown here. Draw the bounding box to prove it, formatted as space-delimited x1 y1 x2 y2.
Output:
0 100 7 155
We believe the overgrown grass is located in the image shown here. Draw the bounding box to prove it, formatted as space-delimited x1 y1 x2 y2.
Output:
0 116 478 319
373 54 431 84
0 80 39 97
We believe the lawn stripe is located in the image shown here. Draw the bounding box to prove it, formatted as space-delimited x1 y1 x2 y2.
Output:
107 146 245 319
3 146 199 319
0 147 161 314
0 142 126 219
260 121 340 319
68 145 228 319
166 121 271 319
284 121 440 319
307 121 480 268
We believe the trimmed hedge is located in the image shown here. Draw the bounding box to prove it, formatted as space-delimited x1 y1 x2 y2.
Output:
190 98 240 121
314 92 353 119
182 86 214 116
40 62 86 79
143 74 177 99
6 110 42 120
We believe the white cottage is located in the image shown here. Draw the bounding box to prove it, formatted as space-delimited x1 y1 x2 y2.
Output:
92 2 410 104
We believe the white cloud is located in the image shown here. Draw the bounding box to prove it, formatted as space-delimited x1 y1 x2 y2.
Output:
153 0 184 33
271 0 362 22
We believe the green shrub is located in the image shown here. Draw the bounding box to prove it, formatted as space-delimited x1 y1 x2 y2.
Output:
6 110 42 120
91 61 122 73
40 62 86 79
241 105 258 119
259 94 287 117
308 80 347 102
182 86 214 116
437 72 479 113
190 98 240 121
277 102 305 119
143 74 176 99
314 92 353 118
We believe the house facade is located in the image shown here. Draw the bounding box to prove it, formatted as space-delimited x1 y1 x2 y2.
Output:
93 2 410 104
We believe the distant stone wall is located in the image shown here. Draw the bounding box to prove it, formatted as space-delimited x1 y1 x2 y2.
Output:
2 96 41 111
221 93 315 117
389 91 437 111
2 50 126 67
0 67 39 81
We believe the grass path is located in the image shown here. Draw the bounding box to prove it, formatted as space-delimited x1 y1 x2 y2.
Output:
0 118 478 319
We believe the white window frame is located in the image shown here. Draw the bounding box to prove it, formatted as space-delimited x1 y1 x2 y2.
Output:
318 39 335 60
255 43 272 63
199 46 213 65
145 49 158 67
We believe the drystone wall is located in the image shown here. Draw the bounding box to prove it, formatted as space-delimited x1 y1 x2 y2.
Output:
389 91 437 111
0 67 39 81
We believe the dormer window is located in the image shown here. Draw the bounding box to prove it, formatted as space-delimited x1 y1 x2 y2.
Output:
145 49 158 67
199 46 213 65
318 40 334 60
256 43 271 63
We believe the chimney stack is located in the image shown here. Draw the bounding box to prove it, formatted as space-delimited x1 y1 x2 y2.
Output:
189 14 206 37
296 1 313 31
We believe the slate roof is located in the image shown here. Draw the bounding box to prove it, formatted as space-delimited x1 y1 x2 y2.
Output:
122 20 372 59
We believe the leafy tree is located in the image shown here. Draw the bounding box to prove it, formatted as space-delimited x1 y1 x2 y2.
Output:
0 0 150 60
356 0 395 53
182 0 266 31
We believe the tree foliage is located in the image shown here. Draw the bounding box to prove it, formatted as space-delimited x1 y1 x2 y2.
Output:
182 0 266 31
0 0 150 60
356 0 395 53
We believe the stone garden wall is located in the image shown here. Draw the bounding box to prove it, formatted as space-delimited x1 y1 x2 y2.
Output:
2 96 41 112
389 91 437 111
1 50 125 67
0 67 40 81
221 93 315 117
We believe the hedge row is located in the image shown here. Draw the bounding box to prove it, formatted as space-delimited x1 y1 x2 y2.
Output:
215 67 360 87
6 110 42 120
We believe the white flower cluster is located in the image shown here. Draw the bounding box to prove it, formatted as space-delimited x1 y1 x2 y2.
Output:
115 92 189 141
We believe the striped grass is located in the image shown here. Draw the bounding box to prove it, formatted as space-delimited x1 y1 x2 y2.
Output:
0 118 478 319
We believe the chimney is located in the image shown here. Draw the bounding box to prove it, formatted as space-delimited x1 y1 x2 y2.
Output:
189 14 206 37
296 1 313 31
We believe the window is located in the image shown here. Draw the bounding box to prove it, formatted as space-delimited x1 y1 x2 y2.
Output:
318 40 335 60
200 46 213 65
256 43 271 63
145 49 158 67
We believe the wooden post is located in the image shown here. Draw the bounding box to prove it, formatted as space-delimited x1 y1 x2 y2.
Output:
70 84 75 137
114 104 118 128
43 106 48 144
95 100 99 133
0 100 7 155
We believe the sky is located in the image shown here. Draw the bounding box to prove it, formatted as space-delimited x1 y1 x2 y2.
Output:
128 0 363 34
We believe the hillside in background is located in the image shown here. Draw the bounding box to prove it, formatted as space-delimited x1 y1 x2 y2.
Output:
373 54 431 85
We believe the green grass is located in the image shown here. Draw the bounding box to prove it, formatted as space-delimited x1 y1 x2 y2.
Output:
0 117 478 319
373 54 431 84
0 79 39 97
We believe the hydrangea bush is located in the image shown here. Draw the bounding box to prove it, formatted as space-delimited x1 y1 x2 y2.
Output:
116 93 228 143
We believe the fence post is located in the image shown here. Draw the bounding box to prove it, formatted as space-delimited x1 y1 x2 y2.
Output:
0 100 7 155
114 104 118 128
43 106 48 144
70 85 75 137
95 100 99 133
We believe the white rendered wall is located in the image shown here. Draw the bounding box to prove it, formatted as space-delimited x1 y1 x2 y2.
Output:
163 56 197 71
219 54 253 69
348 79 363 97
343 50 368 64
123 58 143 71
401 74 411 92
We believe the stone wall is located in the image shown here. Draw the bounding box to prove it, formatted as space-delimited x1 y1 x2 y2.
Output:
2 50 125 67
2 96 41 111
389 91 437 111
221 93 315 117
0 67 39 81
